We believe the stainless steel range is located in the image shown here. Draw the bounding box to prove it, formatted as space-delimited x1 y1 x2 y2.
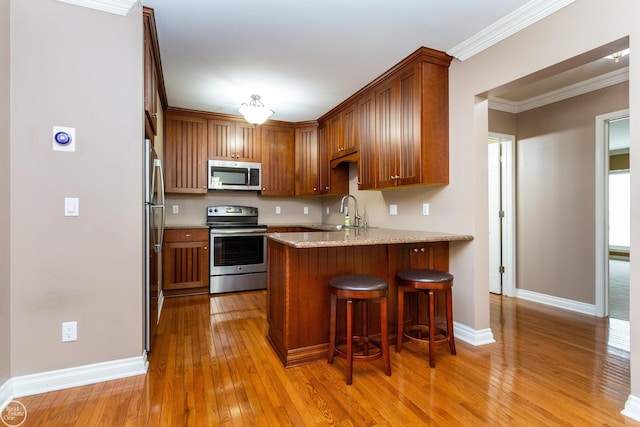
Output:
207 205 267 294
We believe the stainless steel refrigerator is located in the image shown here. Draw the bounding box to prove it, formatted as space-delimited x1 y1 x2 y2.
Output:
144 138 165 353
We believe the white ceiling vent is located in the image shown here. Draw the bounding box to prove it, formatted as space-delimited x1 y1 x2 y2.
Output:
56 0 140 16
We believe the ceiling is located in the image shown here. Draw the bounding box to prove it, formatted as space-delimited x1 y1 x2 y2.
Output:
141 0 627 123
142 0 536 121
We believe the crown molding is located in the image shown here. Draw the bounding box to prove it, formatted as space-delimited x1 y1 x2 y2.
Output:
448 0 575 61
56 0 140 16
489 67 629 113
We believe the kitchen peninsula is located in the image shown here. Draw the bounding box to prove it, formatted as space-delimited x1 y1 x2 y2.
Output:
266 228 473 367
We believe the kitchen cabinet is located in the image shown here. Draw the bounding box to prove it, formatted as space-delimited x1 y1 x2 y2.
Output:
163 228 209 295
318 125 349 196
260 124 295 196
373 53 450 189
327 102 358 160
319 47 451 191
356 92 376 190
294 123 319 196
143 7 167 140
164 111 208 194
207 118 261 162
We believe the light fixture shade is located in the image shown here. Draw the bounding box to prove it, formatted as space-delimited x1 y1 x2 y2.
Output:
239 95 274 125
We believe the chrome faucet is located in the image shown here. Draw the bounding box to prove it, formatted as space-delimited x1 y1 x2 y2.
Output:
339 194 361 228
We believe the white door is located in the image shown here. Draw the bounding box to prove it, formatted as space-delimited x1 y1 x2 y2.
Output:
488 133 516 296
488 141 502 294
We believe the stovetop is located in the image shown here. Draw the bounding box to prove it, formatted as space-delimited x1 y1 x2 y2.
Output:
206 205 266 229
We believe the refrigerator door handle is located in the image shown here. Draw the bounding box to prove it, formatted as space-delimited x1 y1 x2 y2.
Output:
152 158 166 253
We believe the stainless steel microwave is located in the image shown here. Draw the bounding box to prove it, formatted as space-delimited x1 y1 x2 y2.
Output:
208 160 262 191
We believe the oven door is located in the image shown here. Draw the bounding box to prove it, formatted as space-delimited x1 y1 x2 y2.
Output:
210 229 267 275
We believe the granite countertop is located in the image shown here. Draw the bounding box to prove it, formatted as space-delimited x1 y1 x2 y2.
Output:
267 227 473 248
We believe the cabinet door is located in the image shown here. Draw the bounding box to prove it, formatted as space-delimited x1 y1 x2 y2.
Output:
341 103 357 156
374 79 399 188
327 113 343 160
318 125 349 196
357 93 376 190
164 114 208 194
143 18 158 136
207 119 234 160
294 125 319 196
163 229 209 292
261 124 295 196
397 66 421 186
235 122 261 162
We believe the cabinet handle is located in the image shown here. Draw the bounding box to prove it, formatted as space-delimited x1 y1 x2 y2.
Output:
262 188 266 191
185 233 192 237
313 187 317 191
204 246 208 250
420 247 426 252
151 113 158 118
325 186 330 190
412 248 418 253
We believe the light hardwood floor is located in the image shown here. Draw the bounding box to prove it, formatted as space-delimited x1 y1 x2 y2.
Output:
16 291 633 426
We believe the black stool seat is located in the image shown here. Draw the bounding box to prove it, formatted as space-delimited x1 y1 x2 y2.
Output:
329 274 388 292
397 269 453 283
328 274 391 385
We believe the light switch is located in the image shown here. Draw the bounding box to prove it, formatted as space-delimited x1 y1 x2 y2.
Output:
275 206 281 214
172 205 179 214
422 203 430 216
64 197 79 216
303 206 309 215
389 204 397 215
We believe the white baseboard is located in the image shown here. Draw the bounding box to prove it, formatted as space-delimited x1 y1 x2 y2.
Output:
0 378 12 414
622 394 640 422
10 353 148 398
454 322 496 346
515 289 597 316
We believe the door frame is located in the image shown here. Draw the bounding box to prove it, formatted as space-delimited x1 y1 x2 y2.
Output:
594 108 629 317
488 132 516 297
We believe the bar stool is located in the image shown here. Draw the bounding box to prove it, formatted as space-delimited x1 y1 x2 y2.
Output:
396 269 456 367
328 274 391 385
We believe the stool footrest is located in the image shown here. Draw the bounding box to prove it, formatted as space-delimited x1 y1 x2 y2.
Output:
402 325 450 345
331 337 384 363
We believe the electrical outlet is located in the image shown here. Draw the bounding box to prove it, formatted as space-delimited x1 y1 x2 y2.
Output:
389 204 398 215
275 206 281 214
62 321 77 342
172 205 179 214
326 207 330 215
422 203 430 216
303 206 309 215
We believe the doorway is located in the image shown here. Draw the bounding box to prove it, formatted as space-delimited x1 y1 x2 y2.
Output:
595 111 630 352
488 133 516 296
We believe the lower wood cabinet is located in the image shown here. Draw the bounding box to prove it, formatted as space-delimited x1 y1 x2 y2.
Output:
163 228 209 295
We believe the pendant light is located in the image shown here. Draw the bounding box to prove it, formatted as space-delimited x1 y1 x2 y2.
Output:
239 95 274 125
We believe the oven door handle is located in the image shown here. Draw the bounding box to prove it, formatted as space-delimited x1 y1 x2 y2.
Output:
210 229 266 237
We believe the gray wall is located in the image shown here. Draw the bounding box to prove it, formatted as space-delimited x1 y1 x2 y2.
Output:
516 83 629 303
0 0 10 388
9 0 143 375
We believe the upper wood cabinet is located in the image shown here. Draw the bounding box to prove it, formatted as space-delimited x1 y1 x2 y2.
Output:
207 118 261 162
164 112 208 194
327 102 358 160
261 124 295 196
356 92 376 190
320 47 451 191
294 124 319 196
142 7 167 140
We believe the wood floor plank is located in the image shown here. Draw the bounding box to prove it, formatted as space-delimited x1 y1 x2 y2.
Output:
13 292 633 426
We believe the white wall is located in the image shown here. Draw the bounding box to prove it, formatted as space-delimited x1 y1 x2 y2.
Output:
10 0 143 375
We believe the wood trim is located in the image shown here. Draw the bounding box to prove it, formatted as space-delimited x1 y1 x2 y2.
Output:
143 7 168 110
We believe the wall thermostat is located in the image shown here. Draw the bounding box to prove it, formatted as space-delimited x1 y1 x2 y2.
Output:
53 126 76 152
